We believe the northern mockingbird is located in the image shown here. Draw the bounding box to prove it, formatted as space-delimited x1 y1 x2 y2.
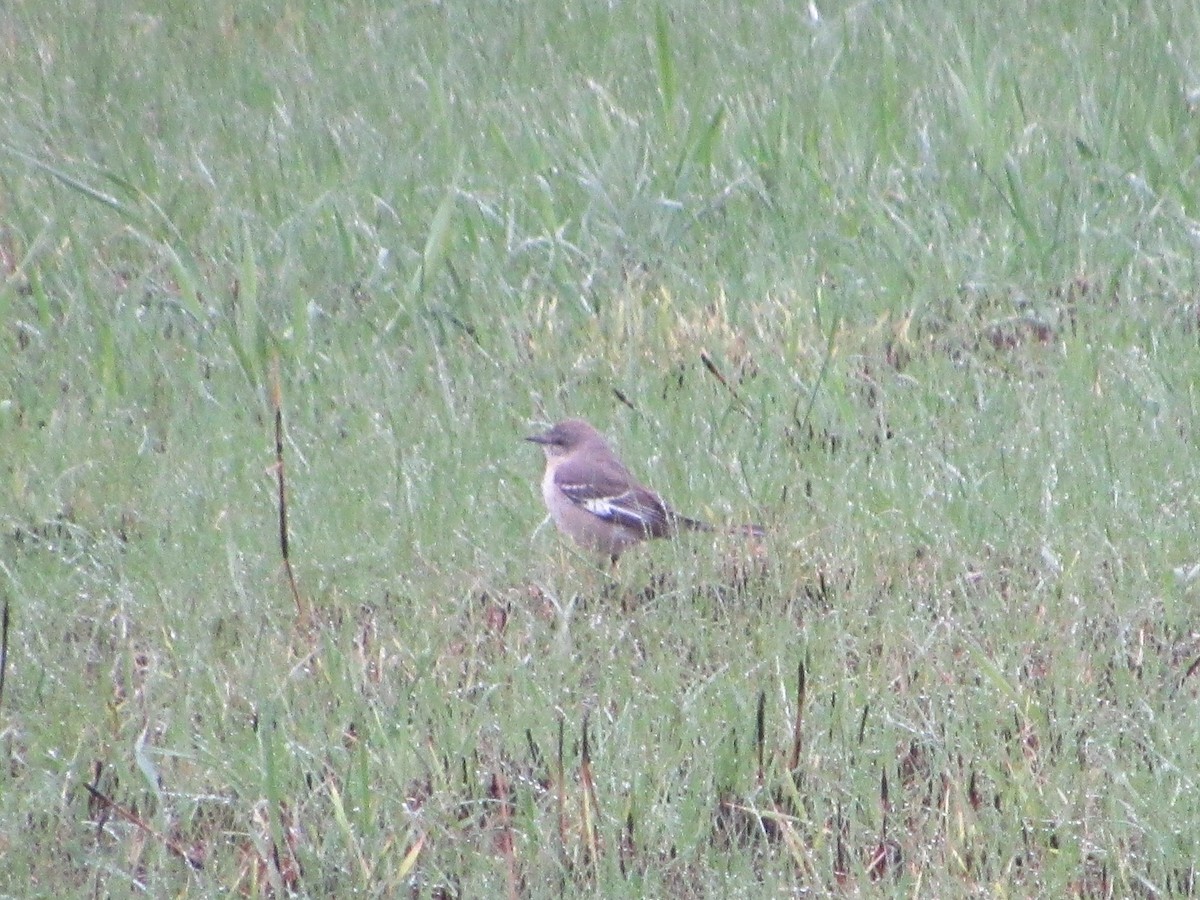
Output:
526 418 762 562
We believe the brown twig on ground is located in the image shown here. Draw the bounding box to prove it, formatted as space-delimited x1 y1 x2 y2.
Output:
867 769 901 880
612 387 638 411
754 690 766 787
554 716 569 864
0 596 9 712
269 362 306 624
83 782 204 870
789 660 806 772
700 351 751 417
579 714 602 872
489 766 522 900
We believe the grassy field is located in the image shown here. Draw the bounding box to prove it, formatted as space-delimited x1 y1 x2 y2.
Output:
3 0 1200 895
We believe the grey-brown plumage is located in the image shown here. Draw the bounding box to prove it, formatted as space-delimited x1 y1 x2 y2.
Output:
526 418 761 562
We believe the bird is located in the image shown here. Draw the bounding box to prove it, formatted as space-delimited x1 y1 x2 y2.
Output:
526 418 762 563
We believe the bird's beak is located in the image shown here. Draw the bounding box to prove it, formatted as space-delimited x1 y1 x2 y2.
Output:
525 428 553 445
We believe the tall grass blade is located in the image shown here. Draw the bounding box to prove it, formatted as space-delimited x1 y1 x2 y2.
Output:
654 6 677 130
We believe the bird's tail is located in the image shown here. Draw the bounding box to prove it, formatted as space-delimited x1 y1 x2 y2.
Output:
676 515 763 537
725 522 765 537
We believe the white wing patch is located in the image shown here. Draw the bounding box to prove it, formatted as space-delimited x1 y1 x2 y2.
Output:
580 491 655 525
558 482 667 533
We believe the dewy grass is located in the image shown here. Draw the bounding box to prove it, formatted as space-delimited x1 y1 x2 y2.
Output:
2 0 1200 894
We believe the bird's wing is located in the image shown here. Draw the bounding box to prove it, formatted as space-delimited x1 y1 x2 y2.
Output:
553 457 674 537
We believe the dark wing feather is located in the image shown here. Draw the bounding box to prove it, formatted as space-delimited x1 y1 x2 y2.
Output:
553 455 674 537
